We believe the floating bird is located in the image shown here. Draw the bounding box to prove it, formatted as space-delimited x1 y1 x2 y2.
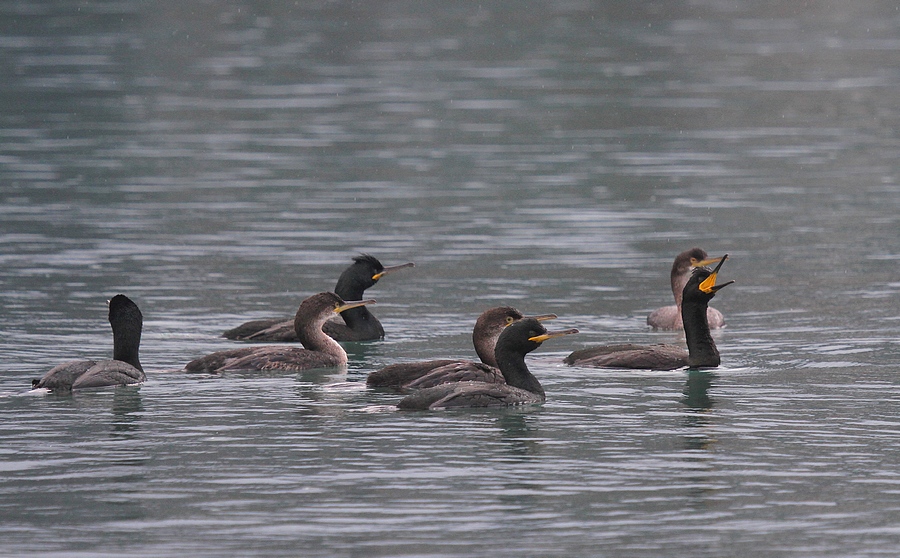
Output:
566 256 733 370
367 307 557 389
647 248 726 330
397 318 578 410
32 295 146 392
186 293 374 373
223 254 413 342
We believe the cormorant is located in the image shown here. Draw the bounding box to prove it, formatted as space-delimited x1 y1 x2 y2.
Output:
223 254 412 342
566 256 733 370
647 248 725 330
186 293 374 373
32 295 146 391
397 318 578 410
367 306 556 389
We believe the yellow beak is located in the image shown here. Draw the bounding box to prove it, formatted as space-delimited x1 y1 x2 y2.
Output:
699 255 731 293
372 262 415 281
334 299 376 314
529 328 579 343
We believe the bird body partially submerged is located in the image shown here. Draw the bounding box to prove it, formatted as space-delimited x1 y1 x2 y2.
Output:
397 318 578 410
647 248 725 330
186 293 374 373
567 256 733 371
367 307 556 389
32 295 146 392
223 254 412 342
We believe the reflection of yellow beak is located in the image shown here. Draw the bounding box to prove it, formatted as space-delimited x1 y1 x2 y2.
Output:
529 328 579 343
334 299 376 314
372 262 415 281
699 255 730 293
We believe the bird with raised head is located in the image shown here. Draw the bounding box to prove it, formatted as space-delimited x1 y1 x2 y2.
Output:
566 256 734 370
32 294 146 392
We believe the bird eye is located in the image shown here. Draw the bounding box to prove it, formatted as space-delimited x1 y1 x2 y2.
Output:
506 317 515 325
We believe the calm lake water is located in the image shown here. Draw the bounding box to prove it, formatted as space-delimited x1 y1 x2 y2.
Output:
2 1 899 556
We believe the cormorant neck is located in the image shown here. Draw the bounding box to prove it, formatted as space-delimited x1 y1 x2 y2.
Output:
334 271 367 301
473 329 501 368
494 346 544 397
671 270 690 307
295 314 348 364
333 275 380 332
682 298 719 369
112 321 142 371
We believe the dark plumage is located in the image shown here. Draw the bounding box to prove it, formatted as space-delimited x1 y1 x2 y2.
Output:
32 295 146 392
566 256 733 370
647 248 725 330
185 293 373 373
397 318 578 410
366 307 556 389
222 254 413 342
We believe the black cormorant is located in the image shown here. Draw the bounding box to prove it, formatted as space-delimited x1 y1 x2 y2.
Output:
367 306 556 389
397 318 578 410
223 254 412 342
32 295 146 391
566 256 733 370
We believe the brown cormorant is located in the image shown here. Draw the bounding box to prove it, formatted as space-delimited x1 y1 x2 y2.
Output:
367 307 556 389
397 318 578 410
566 256 733 370
222 254 412 342
647 248 725 330
32 295 146 391
186 293 374 373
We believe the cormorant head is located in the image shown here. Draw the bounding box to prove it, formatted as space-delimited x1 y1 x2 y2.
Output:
107 294 142 330
295 292 376 326
684 255 734 303
497 318 579 356
340 254 414 290
474 307 559 340
674 247 725 276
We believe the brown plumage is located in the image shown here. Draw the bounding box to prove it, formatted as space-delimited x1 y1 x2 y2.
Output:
366 307 556 389
186 293 374 373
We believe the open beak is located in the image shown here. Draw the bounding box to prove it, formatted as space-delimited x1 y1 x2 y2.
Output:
529 328 579 343
372 262 415 281
334 299 376 314
699 255 735 294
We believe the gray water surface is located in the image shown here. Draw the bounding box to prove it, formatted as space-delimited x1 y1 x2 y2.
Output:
2 1 900 556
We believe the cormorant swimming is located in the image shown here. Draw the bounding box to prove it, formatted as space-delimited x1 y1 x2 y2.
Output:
32 294 146 392
397 318 578 410
185 292 374 373
566 256 733 370
647 248 726 330
222 254 413 342
367 306 556 389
